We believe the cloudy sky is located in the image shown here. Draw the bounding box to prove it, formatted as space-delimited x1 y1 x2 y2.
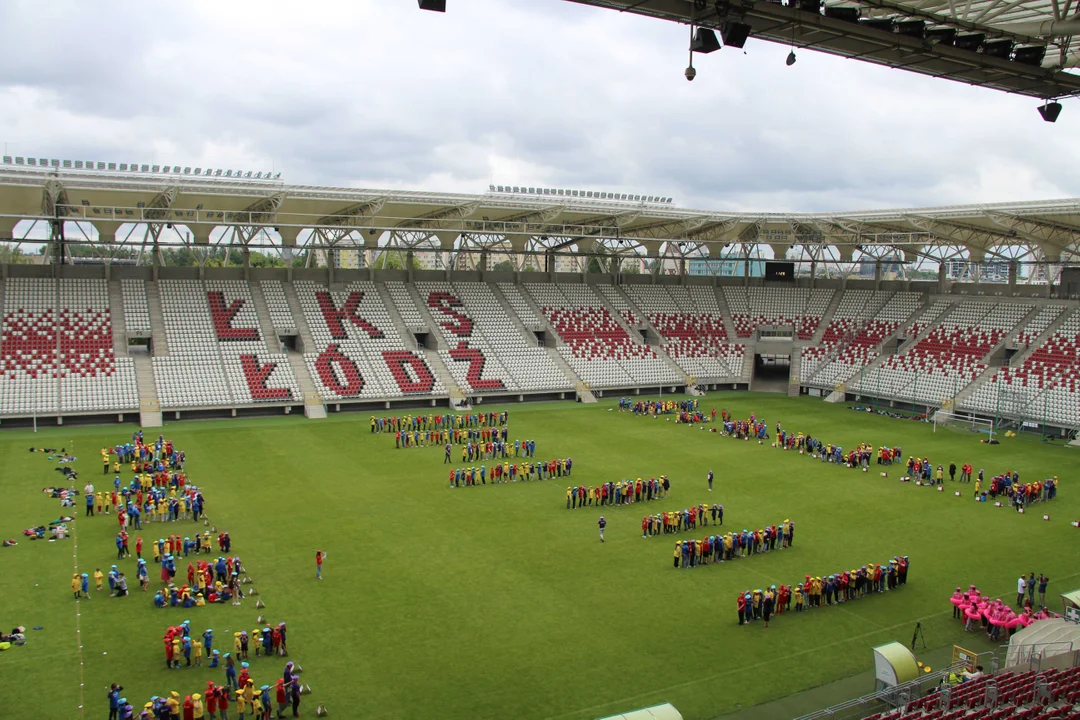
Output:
0 0 1076 213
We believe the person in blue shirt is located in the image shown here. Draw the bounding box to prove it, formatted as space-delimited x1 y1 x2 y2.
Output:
107 684 123 720
597 516 606 543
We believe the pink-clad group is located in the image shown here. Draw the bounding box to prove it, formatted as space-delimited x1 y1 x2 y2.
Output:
950 584 1061 641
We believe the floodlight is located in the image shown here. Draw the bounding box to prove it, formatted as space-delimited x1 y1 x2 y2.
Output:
896 20 925 37
824 6 859 23
860 18 894 32
141 165 150 172
15 157 23 164
1038 101 1062 123
691 27 722 53
136 201 145 209
274 173 281 179
64 160 73 168
183 167 191 174
1013 45 1046 66
786 50 797 65
215 169 222 176
953 33 984 51
1 156 9 164
721 21 752 48
225 170 232 177
245 171 252 178
925 27 956 45
982 39 1013 58
151 165 160 172
173 166 181 173
74 161 83 169
418 0 446 10
107 163 116 170
97 162 105 170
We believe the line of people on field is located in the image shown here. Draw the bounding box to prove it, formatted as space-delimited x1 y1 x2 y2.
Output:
737 556 909 627
449 458 571 487
672 520 794 567
108 658 303 719
371 410 508 433
446 438 537 462
731 415 1063 513
642 504 724 536
566 476 669 509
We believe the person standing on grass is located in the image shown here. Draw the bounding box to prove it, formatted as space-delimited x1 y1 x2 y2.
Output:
1017 574 1027 607
1038 575 1049 606
315 551 324 580
597 516 606 543
949 462 957 482
1028 572 1036 605
707 470 714 492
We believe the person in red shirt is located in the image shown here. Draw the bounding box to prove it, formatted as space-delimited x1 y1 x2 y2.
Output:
737 592 747 625
316 551 324 580
135 537 143 560
182 695 194 720
204 682 217 719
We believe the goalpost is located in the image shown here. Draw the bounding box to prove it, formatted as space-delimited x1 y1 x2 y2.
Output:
933 410 995 441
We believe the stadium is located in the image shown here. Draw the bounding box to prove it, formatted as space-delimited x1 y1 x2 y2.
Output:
2 2 1080 720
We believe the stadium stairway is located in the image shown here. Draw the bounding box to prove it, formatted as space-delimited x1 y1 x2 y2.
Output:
809 290 845 345
490 283 584 389
280 281 326 418
842 299 955 389
952 303 1045 409
382 282 459 394
592 284 688 385
145 280 170 357
248 282 282 355
608 285 693 383
108 280 128 357
282 281 316 352
491 282 540 339
711 286 739 341
788 347 802 396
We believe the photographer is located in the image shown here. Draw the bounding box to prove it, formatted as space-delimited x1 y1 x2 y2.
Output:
108 683 123 720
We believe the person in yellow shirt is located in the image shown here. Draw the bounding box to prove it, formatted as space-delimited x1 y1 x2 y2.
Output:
193 637 204 666
251 693 264 718
191 693 205 720
94 568 104 592
71 573 81 599
102 492 111 515
234 690 247 719
166 692 180 718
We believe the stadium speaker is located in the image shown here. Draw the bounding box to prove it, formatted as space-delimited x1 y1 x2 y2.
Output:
896 20 925 38
824 6 860 23
691 27 722 53
1012 45 1047 66
982 38 1013 58
1038 101 1062 123
860 18 894 32
721 21 752 48
418 0 446 11
953 33 985 51
925 27 956 45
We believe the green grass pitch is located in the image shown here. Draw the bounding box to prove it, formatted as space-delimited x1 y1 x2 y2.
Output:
1 392 1077 720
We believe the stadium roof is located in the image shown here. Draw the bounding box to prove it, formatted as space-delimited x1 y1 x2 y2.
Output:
563 0 1080 100
0 162 1078 265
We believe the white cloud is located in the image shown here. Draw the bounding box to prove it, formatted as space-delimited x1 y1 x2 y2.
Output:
0 0 1075 213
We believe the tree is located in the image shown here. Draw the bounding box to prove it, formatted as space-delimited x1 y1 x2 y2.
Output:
0 245 27 264
492 260 514 272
